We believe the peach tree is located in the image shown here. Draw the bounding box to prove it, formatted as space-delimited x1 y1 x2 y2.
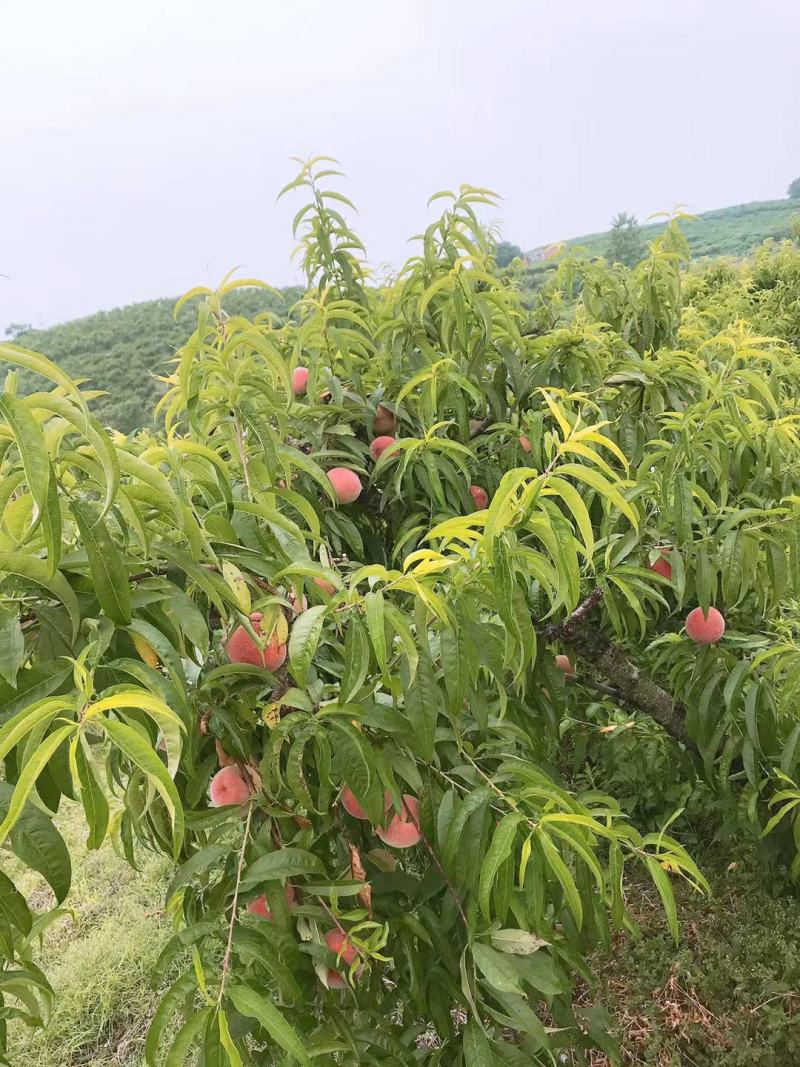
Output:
1 158 799 1065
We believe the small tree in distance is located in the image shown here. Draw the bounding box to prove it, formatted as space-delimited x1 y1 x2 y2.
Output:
788 176 800 200
607 210 646 266
495 239 523 268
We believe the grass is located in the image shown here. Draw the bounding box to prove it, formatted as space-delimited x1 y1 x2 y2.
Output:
578 852 800 1066
7 802 171 1067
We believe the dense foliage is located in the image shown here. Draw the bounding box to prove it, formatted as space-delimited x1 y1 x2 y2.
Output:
2 156 800 1065
12 288 301 434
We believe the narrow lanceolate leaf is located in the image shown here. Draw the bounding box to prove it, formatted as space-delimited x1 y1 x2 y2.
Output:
217 1009 244 1067
288 604 326 687
0 553 80 641
463 1019 492 1067
101 718 185 858
645 856 679 944
221 560 251 614
0 393 51 527
164 1006 212 1067
74 738 110 851
340 616 370 703
0 869 32 935
144 970 197 1066
0 783 71 902
71 500 132 625
240 848 324 890
401 636 440 762
0 608 24 687
228 984 312 1066
537 829 583 930
0 341 87 403
0 724 78 846
479 812 525 920
0 698 71 763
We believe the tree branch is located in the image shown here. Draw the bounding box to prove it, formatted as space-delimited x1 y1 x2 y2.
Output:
541 589 693 749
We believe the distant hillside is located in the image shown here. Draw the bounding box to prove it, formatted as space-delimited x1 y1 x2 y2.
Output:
527 196 799 269
10 287 302 433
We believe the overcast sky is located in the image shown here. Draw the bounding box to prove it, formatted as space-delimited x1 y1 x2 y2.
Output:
1 0 797 334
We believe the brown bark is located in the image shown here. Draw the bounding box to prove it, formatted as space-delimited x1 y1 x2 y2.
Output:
541 589 693 749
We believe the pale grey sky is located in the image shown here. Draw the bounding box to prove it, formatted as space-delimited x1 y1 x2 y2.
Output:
1 0 797 333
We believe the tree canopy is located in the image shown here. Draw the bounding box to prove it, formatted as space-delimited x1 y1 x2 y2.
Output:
2 157 800 1065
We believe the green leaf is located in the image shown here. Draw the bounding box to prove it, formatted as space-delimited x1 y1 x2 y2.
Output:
217 1009 244 1067
164 1005 212 1067
71 500 132 625
363 591 387 677
101 718 184 858
0 393 51 529
479 812 524 920
288 605 326 687
472 942 524 995
0 724 77 846
537 829 583 930
339 616 370 703
0 869 31 935
228 984 312 1066
74 738 110 851
144 970 197 1066
0 553 80 641
240 848 324 890
645 856 679 944
0 609 24 687
463 1019 492 1067
166 844 229 904
0 783 71 902
490 928 549 955
401 635 440 762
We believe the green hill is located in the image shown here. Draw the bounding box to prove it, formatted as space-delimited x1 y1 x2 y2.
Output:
10 286 302 434
534 196 799 265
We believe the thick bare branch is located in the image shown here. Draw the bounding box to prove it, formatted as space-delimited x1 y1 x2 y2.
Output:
542 589 693 748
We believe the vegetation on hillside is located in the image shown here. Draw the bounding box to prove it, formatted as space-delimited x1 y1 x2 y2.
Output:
519 196 800 284
2 156 800 1064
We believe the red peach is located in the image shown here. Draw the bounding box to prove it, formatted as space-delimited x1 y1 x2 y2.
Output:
469 485 489 509
325 928 358 965
685 606 726 645
215 740 234 767
246 884 298 920
376 794 421 849
370 435 396 461
519 435 532 453
649 556 673 580
328 467 363 504
373 404 397 435
314 577 337 596
340 786 368 820
555 654 575 675
325 968 348 989
292 367 309 395
209 765 253 807
225 614 287 672
340 786 392 821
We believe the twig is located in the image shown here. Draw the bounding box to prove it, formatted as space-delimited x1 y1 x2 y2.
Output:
218 804 254 1004
402 797 469 931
